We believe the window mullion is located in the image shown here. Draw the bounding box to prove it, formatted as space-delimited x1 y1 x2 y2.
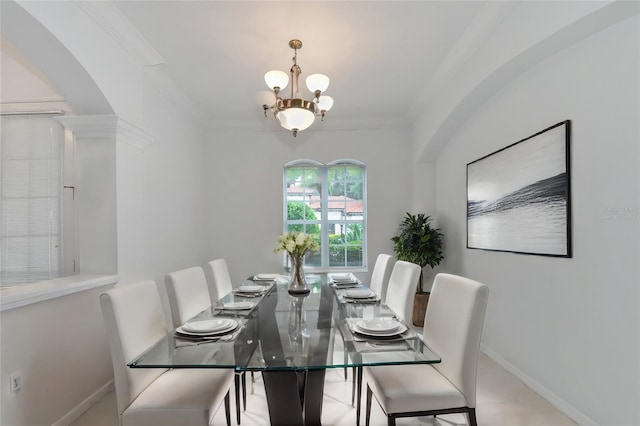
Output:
320 167 329 268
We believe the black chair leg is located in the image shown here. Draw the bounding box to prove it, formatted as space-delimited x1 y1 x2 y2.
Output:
224 391 231 426
387 415 396 426
234 374 241 424
344 351 349 381
365 385 372 426
242 372 247 411
468 408 478 426
351 368 356 406
355 367 362 425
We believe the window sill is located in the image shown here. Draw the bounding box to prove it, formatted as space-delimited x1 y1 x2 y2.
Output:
0 274 119 312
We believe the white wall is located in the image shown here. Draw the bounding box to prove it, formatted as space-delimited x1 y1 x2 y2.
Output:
1 2 209 424
203 126 412 285
141 79 208 287
427 16 639 425
0 284 115 426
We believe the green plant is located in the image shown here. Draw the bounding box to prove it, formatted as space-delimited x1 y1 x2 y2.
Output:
287 202 320 234
391 212 444 293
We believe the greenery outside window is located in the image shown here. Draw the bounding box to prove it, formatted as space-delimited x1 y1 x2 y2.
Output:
283 159 366 271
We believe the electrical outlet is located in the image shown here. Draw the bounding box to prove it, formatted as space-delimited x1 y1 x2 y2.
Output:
9 372 22 393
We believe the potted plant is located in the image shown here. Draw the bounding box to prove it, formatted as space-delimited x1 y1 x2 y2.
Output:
391 212 444 326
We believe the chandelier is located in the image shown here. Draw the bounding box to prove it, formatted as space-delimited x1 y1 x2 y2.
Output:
262 39 334 137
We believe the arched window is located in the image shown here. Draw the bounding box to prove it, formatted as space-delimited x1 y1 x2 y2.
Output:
283 159 367 270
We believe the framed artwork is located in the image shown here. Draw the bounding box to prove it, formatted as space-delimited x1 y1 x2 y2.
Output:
466 120 571 257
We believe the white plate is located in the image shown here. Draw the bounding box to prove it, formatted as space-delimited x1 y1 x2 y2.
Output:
345 289 375 299
330 273 356 282
181 319 237 333
353 325 407 338
356 319 403 333
254 273 279 280
331 273 352 280
354 321 402 334
235 285 265 293
353 322 407 338
344 296 379 304
176 322 239 337
222 301 254 310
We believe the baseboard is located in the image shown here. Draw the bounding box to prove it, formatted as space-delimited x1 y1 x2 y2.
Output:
52 380 114 426
480 344 598 426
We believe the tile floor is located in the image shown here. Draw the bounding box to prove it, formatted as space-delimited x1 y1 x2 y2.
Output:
70 353 576 426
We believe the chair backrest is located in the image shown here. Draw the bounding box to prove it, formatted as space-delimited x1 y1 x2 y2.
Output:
384 260 421 323
369 254 395 303
204 258 233 306
165 266 211 327
423 273 489 408
100 280 168 418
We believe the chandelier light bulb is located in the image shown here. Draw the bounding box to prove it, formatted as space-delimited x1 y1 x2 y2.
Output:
276 108 316 132
264 70 289 91
316 95 334 112
305 74 330 94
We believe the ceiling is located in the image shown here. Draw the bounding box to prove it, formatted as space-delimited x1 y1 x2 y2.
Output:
111 1 489 129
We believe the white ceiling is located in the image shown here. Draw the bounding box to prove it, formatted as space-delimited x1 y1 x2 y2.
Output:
111 1 489 128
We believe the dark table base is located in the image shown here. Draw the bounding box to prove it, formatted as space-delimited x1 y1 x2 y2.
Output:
262 370 326 425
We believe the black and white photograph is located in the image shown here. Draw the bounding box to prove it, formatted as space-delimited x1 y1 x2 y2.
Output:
467 121 571 257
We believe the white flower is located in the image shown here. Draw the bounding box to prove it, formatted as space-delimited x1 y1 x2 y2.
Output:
274 231 319 257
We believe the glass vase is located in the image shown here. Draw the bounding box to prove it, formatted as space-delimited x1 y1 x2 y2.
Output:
288 253 310 295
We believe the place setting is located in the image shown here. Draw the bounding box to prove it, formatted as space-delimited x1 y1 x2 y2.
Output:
251 273 281 283
215 300 256 314
329 272 361 288
347 318 413 348
174 318 244 344
232 283 272 298
340 287 380 304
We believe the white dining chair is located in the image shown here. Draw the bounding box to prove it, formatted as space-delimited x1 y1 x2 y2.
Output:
167 265 247 425
363 273 490 426
350 253 393 393
100 279 234 426
353 260 421 424
384 260 421 324
166 266 210 328
369 254 395 303
204 258 234 306
203 258 252 422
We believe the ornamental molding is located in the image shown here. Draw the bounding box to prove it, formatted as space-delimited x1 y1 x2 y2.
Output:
56 115 156 149
75 0 164 67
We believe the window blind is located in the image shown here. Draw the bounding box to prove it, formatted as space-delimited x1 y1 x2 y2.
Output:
1 115 63 284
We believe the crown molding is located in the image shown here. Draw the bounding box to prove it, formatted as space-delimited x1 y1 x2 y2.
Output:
56 114 156 149
56 114 118 138
75 0 164 67
116 117 156 149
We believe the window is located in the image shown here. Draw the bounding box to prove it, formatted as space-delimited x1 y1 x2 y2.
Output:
0 114 72 284
283 159 366 270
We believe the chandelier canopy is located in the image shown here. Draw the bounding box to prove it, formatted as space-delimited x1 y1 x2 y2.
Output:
262 39 333 137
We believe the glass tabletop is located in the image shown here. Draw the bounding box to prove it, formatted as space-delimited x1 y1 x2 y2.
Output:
128 274 440 371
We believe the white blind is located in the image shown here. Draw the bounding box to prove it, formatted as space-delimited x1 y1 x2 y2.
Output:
1 115 63 284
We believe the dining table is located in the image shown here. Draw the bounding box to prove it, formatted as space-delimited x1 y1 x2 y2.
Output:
128 273 441 426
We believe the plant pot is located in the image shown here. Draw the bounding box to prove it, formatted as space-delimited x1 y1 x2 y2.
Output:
412 292 430 327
